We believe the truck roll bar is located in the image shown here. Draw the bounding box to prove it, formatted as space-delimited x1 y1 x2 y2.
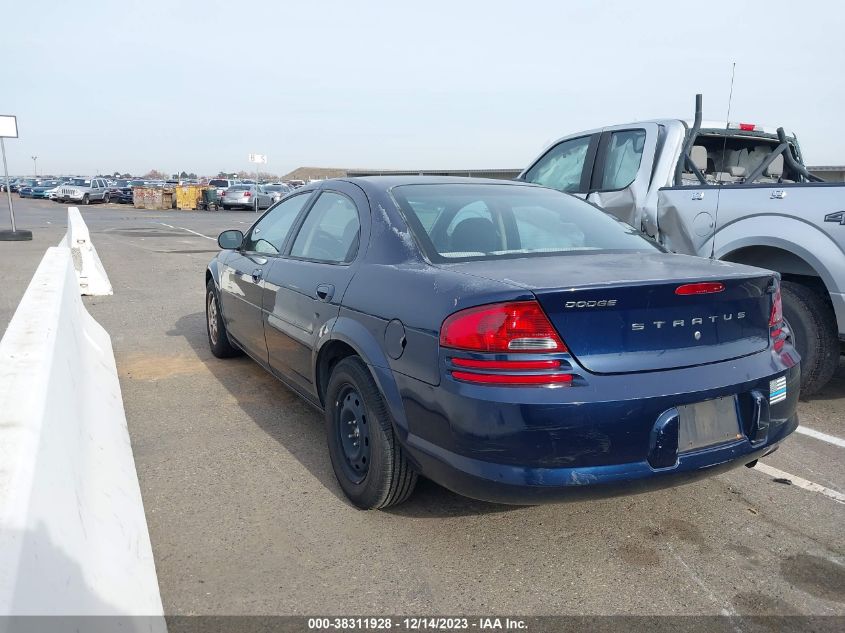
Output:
675 94 707 186
776 128 825 183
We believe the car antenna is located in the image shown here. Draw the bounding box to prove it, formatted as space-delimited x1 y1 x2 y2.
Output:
711 62 736 260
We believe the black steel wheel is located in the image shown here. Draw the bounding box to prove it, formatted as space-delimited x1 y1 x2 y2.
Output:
325 357 417 509
335 385 371 483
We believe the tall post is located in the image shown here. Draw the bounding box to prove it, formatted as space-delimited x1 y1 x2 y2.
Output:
0 137 31 240
2 139 15 231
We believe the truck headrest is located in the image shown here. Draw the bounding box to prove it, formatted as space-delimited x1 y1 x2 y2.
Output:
690 146 708 172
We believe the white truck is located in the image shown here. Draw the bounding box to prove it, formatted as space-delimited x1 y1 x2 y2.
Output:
520 95 843 394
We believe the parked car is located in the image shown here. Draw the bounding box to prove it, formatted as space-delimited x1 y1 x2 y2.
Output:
30 180 61 199
48 181 71 200
102 179 134 204
519 94 841 395
220 184 259 210
17 179 39 197
205 177 799 509
252 184 291 210
57 177 111 204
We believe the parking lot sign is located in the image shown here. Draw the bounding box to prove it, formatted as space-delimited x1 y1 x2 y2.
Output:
248 153 268 164
0 115 18 138
0 114 31 241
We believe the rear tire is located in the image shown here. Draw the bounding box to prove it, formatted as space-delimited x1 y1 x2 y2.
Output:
781 281 839 396
325 357 417 509
206 280 242 358
103 193 110 203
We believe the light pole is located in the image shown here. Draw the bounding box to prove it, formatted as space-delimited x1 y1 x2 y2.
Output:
30 155 37 177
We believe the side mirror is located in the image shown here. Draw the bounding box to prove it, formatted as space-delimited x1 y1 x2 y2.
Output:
218 229 244 250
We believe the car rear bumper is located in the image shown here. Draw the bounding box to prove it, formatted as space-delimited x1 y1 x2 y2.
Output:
222 197 251 207
394 350 800 504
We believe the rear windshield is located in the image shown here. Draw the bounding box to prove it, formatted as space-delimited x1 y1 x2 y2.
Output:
229 184 250 191
391 183 657 262
208 179 229 187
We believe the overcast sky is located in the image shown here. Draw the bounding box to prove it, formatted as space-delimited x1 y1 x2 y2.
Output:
3 0 844 176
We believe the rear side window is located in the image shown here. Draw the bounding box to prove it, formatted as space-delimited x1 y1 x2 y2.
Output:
523 135 592 193
597 129 646 190
392 183 657 262
243 193 311 255
290 192 360 263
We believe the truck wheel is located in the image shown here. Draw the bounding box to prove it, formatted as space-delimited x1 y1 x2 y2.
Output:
206 280 241 358
325 357 417 509
82 194 90 205
103 193 110 203
781 281 839 396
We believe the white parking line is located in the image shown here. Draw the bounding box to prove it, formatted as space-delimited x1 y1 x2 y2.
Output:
157 222 215 241
796 425 845 449
753 462 845 504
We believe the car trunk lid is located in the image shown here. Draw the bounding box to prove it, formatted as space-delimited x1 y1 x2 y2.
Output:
439 252 774 374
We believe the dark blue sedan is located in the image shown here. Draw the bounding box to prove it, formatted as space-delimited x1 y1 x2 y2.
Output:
206 177 799 509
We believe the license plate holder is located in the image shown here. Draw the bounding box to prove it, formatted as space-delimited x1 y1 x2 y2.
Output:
677 396 742 453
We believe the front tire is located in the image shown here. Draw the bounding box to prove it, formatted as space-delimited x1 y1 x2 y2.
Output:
206 280 241 358
325 357 417 509
82 194 90 205
781 281 839 396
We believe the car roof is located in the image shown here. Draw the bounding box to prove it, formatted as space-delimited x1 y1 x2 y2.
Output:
299 175 542 195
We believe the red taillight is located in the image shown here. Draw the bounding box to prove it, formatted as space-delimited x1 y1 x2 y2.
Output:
221 191 226 196
770 285 783 327
451 358 561 371
244 191 252 197
739 123 756 131
451 371 573 385
675 282 725 295
769 281 785 350
440 300 566 353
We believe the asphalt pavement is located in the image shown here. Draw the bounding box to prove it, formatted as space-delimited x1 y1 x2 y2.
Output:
1 198 843 618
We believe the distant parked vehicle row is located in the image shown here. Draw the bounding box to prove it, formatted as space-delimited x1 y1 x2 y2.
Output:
6 175 303 208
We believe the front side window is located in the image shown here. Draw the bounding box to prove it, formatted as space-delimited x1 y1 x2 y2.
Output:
392 183 657 262
243 193 311 255
523 135 592 193
290 192 360 263
598 129 646 190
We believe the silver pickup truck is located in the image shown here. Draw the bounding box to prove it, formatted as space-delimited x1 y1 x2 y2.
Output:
520 95 843 394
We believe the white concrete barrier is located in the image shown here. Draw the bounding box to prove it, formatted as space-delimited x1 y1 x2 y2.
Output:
0 247 164 629
59 207 113 296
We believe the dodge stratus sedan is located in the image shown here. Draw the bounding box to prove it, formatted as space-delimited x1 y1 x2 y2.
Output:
205 177 799 509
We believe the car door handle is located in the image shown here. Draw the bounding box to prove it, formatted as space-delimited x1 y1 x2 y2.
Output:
315 284 335 302
251 268 263 283
771 189 787 199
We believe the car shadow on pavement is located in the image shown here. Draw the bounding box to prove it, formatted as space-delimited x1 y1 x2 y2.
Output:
803 359 845 402
169 312 518 518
